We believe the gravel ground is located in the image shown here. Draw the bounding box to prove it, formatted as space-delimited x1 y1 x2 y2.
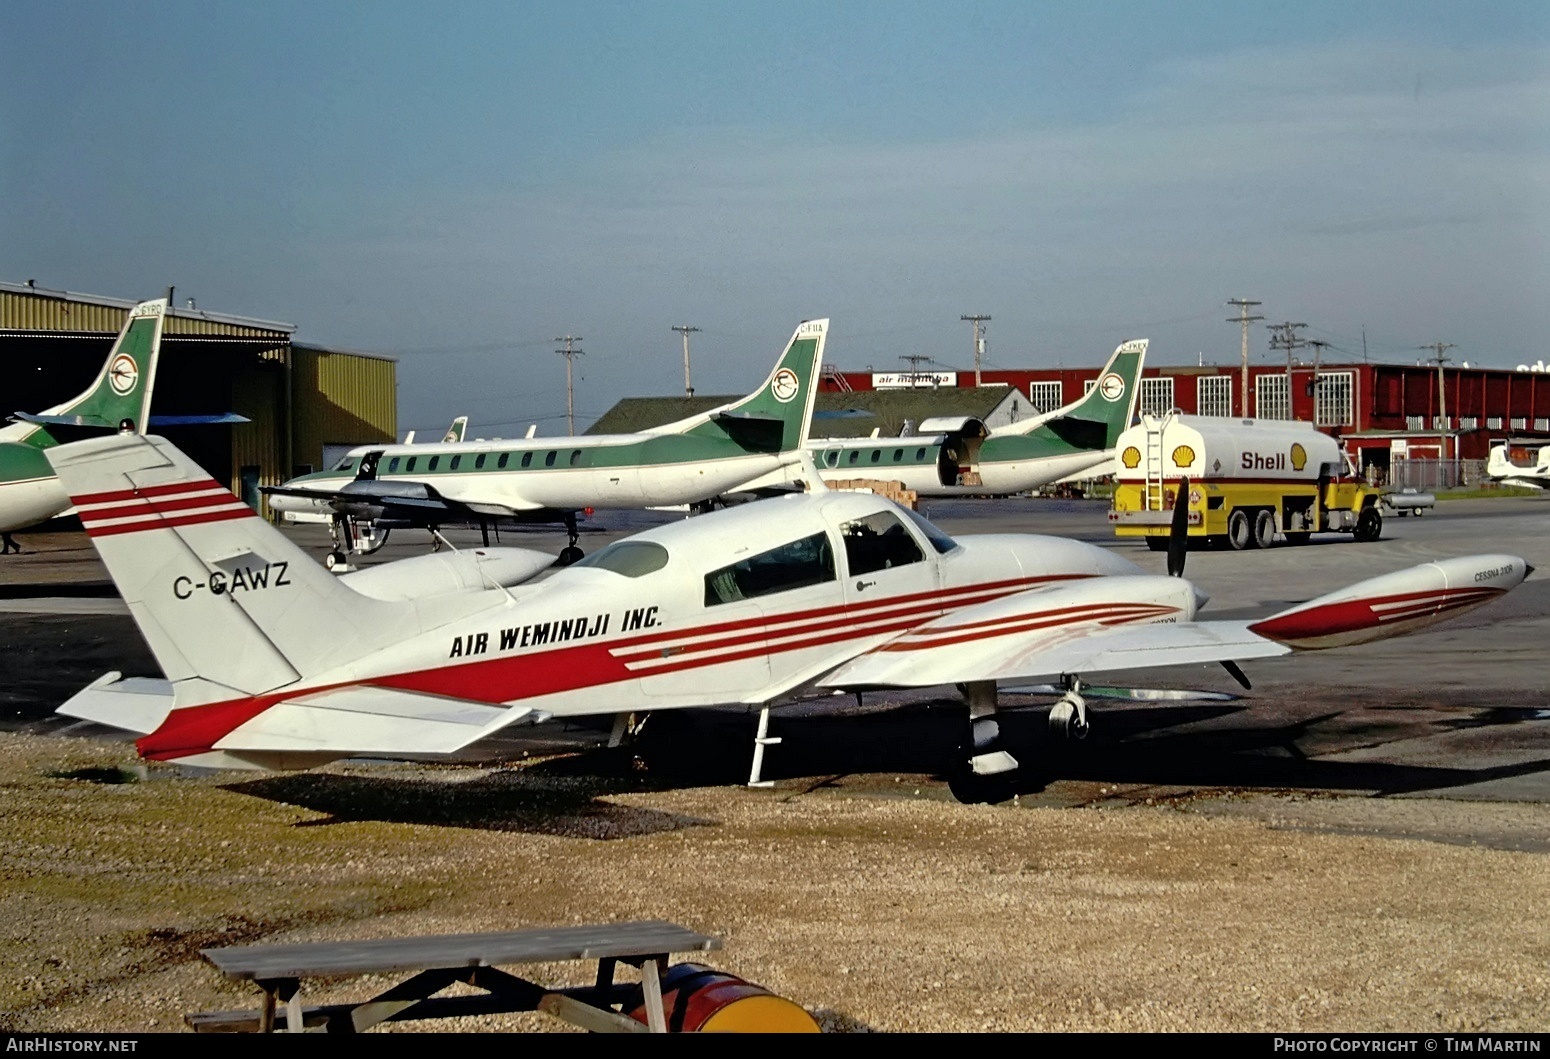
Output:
2 730 1547 1034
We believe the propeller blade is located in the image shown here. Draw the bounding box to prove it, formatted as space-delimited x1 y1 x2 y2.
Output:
1001 684 1242 703
1219 659 1252 690
1167 474 1190 577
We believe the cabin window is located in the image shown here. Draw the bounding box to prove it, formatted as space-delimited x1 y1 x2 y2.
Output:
405 457 417 472
388 457 401 473
570 449 582 467
870 450 881 464
449 455 462 470
428 456 440 471
704 532 835 606
521 452 533 468
498 453 510 469
915 448 927 461
892 448 903 462
847 451 860 465
824 450 839 468
475 453 487 469
573 541 670 578
545 451 558 467
840 510 925 575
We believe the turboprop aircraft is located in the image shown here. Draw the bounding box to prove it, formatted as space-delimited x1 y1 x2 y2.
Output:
805 338 1146 497
265 319 827 567
0 298 168 539
1486 442 1550 490
48 428 1529 802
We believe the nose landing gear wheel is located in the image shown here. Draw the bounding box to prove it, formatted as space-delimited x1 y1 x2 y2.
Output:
1048 693 1089 740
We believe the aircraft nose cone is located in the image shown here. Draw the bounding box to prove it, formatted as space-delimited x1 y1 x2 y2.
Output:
1526 563 1536 579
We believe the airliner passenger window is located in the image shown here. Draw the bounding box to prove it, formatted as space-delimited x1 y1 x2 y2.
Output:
704 532 835 606
520 452 532 468
573 541 669 577
406 457 417 472
824 450 839 468
428 456 440 471
388 457 400 473
570 450 582 466
870 450 881 463
449 455 462 470
915 448 927 460
545 451 557 467
498 453 510 469
893 449 903 462
840 510 925 575
475 454 487 469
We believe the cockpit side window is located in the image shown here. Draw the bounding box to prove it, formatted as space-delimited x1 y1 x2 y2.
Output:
704 532 835 606
901 507 960 554
839 510 926 575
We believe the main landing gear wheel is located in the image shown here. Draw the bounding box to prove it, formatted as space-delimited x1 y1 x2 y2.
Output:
947 764 1018 805
325 550 348 571
557 545 584 565
1048 691 1090 741
1227 509 1252 551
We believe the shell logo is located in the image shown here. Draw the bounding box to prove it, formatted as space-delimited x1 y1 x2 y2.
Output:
1171 444 1196 468
1121 446 1141 469
1290 443 1307 471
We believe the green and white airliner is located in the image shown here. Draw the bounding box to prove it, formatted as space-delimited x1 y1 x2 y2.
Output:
0 298 168 536
267 319 827 564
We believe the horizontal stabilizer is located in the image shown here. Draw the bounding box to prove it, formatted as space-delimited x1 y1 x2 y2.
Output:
212 686 528 757
710 410 785 453
148 413 251 426
12 412 125 429
56 672 175 734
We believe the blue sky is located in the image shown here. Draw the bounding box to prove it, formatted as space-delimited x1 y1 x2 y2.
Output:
4 2 1547 435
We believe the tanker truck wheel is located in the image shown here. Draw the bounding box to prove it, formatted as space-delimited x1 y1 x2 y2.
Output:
1354 506 1383 542
1252 509 1277 549
1227 509 1252 550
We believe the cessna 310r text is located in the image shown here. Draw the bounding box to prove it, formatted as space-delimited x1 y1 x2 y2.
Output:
265 319 828 567
50 429 1530 801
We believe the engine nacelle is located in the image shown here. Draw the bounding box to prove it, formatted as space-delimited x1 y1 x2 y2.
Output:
338 547 555 601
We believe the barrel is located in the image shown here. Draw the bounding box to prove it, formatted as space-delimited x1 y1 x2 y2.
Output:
626 962 820 1032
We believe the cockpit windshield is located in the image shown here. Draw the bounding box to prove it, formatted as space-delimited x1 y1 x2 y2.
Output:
570 541 670 577
902 507 959 554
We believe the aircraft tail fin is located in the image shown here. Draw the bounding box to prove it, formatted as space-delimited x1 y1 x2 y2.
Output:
44 432 407 710
653 319 827 454
998 339 1147 446
10 298 167 443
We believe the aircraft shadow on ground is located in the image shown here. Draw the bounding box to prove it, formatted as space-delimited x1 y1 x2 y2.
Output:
225 694 1550 821
225 769 719 840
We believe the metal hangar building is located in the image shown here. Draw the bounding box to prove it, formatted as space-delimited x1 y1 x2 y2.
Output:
1 281 396 518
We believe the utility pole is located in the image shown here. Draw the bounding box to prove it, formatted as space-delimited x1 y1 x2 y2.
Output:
1226 299 1263 418
961 315 990 386
1267 322 1307 420
899 353 933 385
1419 342 1455 429
554 334 584 434
672 325 700 397
1308 339 1329 424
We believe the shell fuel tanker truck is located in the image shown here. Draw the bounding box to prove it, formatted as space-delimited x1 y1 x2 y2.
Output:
1108 413 1383 550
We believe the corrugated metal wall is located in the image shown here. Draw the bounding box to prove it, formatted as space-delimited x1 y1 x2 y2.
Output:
4 288 396 521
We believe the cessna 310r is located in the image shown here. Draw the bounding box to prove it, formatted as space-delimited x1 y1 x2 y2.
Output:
49 427 1531 802
265 319 827 567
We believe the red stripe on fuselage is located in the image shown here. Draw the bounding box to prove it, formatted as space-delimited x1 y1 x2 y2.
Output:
136 572 1094 759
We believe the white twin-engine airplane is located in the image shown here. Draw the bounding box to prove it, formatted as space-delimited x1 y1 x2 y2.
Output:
49 428 1531 801
1486 442 1550 490
265 319 828 567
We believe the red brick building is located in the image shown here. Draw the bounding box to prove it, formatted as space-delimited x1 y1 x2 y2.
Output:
820 361 1550 482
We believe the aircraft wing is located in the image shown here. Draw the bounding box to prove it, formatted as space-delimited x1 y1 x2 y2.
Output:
817 605 1286 691
261 479 545 517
